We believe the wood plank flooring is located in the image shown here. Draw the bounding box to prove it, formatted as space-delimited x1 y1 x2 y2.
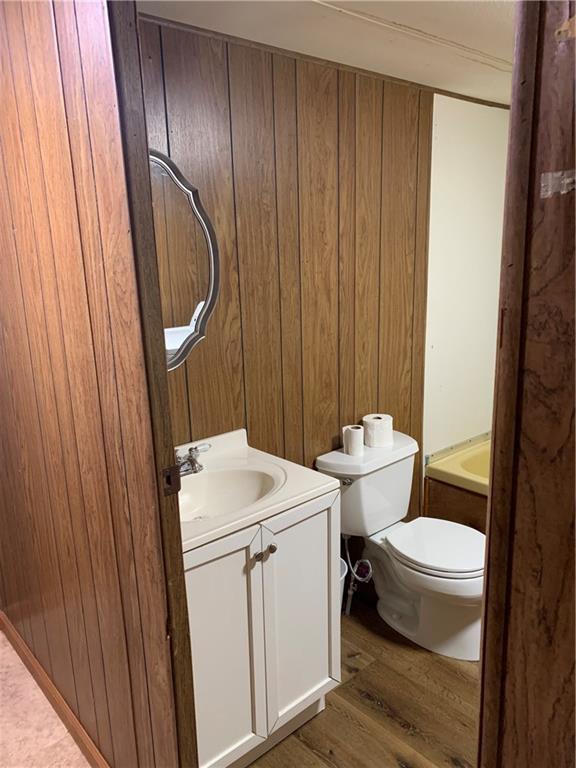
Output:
253 602 479 768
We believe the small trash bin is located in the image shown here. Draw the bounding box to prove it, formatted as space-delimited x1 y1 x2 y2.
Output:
340 558 348 608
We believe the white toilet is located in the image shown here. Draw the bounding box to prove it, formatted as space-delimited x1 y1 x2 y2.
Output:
316 431 486 661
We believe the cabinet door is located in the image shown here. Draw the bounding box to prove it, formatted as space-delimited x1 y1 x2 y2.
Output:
183 526 267 768
261 492 341 733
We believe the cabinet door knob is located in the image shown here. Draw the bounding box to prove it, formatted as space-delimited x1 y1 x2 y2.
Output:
254 551 264 562
268 543 278 554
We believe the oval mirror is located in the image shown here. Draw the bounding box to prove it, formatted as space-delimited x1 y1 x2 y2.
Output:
148 150 220 371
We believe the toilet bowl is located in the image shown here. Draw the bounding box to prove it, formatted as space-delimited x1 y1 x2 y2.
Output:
366 517 484 660
316 432 486 661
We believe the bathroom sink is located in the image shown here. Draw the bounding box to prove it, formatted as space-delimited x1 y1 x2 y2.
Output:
179 463 286 522
176 429 339 551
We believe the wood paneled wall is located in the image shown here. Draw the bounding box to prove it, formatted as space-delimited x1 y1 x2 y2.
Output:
0 2 181 766
139 20 433 507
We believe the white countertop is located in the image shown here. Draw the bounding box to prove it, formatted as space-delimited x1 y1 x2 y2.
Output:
177 429 339 551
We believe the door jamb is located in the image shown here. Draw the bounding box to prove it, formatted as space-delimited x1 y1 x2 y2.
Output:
106 3 198 766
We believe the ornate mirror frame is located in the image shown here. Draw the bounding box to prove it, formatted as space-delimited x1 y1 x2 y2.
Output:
149 149 220 371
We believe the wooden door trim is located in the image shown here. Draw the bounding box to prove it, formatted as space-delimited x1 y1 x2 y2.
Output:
0 611 109 768
106 3 197 766
477 3 540 765
478 2 573 766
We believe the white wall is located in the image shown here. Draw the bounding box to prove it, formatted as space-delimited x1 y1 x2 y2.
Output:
423 95 509 459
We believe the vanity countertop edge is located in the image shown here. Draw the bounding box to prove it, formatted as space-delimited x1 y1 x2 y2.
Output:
178 429 340 553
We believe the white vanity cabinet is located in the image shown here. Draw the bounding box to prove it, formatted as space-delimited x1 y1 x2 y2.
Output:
183 491 341 768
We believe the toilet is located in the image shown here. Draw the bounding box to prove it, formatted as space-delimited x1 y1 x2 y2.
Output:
316 431 486 661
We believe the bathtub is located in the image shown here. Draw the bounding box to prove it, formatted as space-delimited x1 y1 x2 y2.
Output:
425 438 491 496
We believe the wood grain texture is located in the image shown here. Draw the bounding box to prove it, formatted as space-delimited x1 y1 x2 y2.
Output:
479 3 575 767
139 19 433 473
0 39 114 744
73 4 180 765
338 70 357 431
0 2 181 766
2 5 136 762
138 19 192 445
409 91 434 518
273 54 305 465
297 60 340 466
19 5 139 762
478 10 541 762
0 1 79 707
379 83 420 433
161 27 246 440
423 478 487 533
107 5 198 766
498 0 575 763
54 5 156 763
354 75 383 420
229 43 284 455
252 603 479 768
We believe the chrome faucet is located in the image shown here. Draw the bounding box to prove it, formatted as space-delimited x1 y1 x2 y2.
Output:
177 443 211 476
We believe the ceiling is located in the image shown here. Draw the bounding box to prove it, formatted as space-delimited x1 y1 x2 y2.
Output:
138 0 515 104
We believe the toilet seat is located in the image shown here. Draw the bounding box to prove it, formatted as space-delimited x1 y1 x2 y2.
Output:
370 517 485 580
387 548 484 580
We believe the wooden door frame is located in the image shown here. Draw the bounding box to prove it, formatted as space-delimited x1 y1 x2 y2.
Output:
106 3 197 767
478 2 575 766
477 3 541 764
107 2 573 766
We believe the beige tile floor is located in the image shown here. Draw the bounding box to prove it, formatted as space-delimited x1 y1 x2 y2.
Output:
0 632 89 768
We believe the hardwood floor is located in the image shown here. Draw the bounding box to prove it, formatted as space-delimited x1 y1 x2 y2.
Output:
253 601 479 768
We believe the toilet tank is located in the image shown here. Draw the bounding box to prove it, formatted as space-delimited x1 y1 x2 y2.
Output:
316 432 419 537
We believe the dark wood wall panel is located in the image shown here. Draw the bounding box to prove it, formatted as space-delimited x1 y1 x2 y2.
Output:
273 54 305 465
354 75 383 419
0 73 116 746
297 60 341 466
140 20 433 478
55 5 156 761
1 5 103 743
0 2 180 766
423 478 487 533
11 6 140 763
138 21 192 445
409 91 434 516
162 29 246 441
338 70 357 430
1 4 79 707
379 83 420 433
228 44 284 456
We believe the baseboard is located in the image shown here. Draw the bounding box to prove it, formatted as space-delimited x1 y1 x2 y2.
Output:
0 611 109 768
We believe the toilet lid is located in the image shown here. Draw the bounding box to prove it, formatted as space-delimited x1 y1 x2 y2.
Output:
384 518 485 576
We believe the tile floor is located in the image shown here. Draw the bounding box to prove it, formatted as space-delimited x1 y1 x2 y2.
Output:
0 632 88 768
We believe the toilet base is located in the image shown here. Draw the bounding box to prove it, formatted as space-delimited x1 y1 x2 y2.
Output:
365 538 483 662
376 594 482 661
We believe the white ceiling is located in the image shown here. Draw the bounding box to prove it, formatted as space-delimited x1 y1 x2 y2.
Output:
138 0 515 104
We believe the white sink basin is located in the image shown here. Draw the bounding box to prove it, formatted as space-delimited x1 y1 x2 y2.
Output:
176 429 339 551
179 462 286 522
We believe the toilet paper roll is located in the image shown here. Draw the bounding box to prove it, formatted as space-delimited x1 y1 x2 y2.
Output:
342 424 364 456
362 414 393 447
